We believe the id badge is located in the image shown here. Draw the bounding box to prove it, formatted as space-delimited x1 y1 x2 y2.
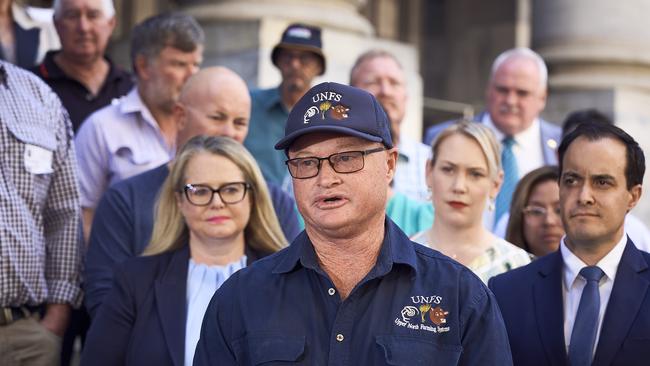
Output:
24 144 54 174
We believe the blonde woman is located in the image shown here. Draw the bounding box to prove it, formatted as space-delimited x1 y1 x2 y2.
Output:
81 136 286 366
411 120 531 283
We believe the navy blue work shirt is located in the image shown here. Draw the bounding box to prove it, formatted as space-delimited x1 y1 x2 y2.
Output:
194 219 513 365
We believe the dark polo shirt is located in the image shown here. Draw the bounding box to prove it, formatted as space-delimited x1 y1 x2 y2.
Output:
31 50 134 132
194 219 513 365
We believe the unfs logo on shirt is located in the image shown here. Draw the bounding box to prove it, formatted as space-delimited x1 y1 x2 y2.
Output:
303 92 349 123
394 295 450 334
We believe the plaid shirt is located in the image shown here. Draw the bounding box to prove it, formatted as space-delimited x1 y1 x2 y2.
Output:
0 61 82 307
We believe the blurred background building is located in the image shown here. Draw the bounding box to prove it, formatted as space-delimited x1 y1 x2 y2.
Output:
28 0 650 219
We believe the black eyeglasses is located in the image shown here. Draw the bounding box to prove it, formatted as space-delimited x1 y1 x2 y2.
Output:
285 147 386 179
181 182 251 206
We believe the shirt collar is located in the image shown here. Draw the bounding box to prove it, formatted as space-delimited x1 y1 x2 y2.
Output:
272 219 418 276
483 112 541 144
39 50 129 84
397 137 416 163
39 51 65 79
560 232 628 288
261 86 286 112
119 87 159 130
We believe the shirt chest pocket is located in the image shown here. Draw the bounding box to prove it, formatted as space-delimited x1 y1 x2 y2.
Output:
376 335 462 366
108 146 157 184
233 334 306 365
2 113 58 204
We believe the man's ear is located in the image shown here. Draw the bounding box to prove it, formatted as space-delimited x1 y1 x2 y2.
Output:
386 147 399 182
107 16 117 32
538 86 548 111
627 184 643 212
134 55 150 80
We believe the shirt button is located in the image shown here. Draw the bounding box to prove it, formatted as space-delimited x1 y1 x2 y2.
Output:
336 334 344 342
328 288 336 296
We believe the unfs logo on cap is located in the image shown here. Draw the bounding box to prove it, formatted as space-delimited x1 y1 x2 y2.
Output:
303 92 350 124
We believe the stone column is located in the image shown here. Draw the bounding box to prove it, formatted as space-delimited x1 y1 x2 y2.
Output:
533 0 650 220
179 0 423 139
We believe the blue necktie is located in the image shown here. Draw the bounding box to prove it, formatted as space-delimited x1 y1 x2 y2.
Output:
568 266 605 366
494 137 518 226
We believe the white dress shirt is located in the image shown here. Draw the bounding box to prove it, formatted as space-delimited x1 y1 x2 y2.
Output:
560 233 628 355
483 114 545 178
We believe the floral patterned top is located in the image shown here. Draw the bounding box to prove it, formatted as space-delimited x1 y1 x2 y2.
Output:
410 231 532 284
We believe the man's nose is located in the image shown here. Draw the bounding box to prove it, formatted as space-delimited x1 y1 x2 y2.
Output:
219 122 236 140
316 160 341 187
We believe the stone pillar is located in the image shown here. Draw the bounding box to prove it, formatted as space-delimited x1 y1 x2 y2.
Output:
533 0 650 219
179 0 423 140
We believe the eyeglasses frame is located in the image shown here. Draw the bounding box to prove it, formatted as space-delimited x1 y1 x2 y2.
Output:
285 147 386 179
522 205 561 219
181 182 251 206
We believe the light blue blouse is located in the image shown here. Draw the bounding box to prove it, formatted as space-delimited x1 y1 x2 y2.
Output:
185 255 247 366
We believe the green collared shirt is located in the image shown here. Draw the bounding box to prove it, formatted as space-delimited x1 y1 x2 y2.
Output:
244 87 290 185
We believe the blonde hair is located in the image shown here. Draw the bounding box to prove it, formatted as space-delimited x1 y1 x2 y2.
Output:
429 119 502 180
144 135 287 256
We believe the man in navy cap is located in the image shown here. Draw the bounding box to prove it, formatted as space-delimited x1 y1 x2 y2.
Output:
244 23 326 186
194 82 512 365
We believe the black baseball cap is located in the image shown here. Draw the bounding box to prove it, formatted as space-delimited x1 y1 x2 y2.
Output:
275 82 393 150
271 23 326 75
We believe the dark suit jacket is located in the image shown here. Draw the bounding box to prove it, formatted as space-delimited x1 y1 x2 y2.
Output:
423 112 561 166
0 21 39 69
81 245 269 366
489 239 650 366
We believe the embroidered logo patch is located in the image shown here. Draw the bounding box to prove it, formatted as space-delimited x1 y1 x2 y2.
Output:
303 92 349 124
319 101 331 119
394 295 450 334
330 104 349 120
303 106 319 123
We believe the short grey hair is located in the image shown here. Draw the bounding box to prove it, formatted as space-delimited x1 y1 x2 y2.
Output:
130 12 205 66
53 0 115 18
490 47 548 88
349 49 403 85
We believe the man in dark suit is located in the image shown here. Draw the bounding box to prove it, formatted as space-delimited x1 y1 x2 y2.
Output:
424 47 561 228
489 122 649 366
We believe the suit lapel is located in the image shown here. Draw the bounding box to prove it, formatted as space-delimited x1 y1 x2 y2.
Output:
154 246 190 366
477 111 559 166
534 251 568 366
538 120 559 165
593 239 649 366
